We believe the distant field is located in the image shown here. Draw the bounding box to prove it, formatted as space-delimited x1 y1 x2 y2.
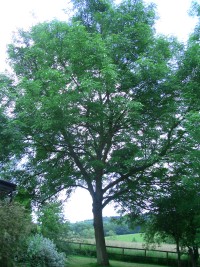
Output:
106 233 144 243
105 234 176 252
82 233 176 252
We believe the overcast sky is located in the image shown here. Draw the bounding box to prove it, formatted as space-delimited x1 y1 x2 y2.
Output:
0 0 199 222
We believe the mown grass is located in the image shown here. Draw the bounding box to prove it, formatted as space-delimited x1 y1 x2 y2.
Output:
68 255 168 267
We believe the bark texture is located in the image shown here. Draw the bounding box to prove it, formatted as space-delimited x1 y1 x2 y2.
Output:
92 194 109 266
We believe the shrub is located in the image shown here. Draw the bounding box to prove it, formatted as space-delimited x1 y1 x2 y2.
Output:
27 234 66 267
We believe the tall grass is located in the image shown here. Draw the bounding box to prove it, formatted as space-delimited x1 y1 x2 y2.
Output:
105 233 177 252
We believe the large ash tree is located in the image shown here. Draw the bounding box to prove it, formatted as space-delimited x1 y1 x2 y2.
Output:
0 75 17 164
5 0 193 265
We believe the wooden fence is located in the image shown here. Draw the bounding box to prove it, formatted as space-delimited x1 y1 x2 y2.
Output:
68 241 191 267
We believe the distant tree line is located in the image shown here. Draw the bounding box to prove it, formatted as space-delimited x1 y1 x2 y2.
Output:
69 216 140 239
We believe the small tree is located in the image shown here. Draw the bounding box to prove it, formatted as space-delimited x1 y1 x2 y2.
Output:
144 181 200 267
180 184 200 267
37 201 70 251
144 190 186 267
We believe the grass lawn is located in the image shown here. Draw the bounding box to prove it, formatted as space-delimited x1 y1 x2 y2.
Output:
68 256 167 267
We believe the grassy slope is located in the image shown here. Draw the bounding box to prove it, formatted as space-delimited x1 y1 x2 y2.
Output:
105 233 146 250
68 256 167 267
106 233 144 243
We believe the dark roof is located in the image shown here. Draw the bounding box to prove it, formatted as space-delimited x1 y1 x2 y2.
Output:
0 179 17 193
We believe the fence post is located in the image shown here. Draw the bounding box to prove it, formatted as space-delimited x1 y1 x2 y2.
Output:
145 249 147 257
166 251 168 266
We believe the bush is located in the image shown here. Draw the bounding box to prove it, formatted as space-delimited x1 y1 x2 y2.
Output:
27 234 66 267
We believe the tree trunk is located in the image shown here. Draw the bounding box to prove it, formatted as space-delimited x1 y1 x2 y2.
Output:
92 195 109 266
193 246 199 267
189 246 199 267
176 240 181 267
0 256 10 267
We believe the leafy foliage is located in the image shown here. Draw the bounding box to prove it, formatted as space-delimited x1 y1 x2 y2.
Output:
6 0 183 208
0 75 18 164
27 234 66 267
70 216 138 239
37 201 70 250
143 179 200 267
0 201 32 266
